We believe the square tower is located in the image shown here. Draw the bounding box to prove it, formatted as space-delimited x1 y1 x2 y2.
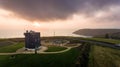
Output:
24 30 41 49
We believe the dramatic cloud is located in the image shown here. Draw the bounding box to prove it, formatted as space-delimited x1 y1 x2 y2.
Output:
93 5 120 23
0 0 120 22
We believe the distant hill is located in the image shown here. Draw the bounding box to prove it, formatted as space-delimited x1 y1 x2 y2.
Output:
73 29 120 37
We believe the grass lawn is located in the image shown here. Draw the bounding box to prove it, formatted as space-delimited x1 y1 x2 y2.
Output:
0 41 15 47
89 45 120 67
0 48 79 67
0 37 120 67
45 46 67 52
82 38 120 44
0 42 24 53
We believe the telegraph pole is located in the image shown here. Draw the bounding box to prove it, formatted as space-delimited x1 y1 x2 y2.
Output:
54 31 55 37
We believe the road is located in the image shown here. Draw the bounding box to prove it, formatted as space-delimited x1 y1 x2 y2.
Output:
79 39 120 50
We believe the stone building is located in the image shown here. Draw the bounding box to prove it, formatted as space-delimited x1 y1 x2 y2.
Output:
24 30 41 49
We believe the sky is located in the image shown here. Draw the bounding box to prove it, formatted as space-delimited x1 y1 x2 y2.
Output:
0 0 120 38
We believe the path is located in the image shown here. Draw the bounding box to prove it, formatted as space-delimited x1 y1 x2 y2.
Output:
0 44 81 55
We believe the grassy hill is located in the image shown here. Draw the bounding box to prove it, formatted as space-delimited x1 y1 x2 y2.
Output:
89 45 120 67
73 29 120 38
0 42 24 53
45 46 67 52
0 48 79 67
81 37 120 44
0 37 80 67
0 37 120 67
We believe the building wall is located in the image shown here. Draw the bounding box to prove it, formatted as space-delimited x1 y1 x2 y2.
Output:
24 32 41 49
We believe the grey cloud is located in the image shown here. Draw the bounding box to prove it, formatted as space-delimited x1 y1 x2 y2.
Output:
0 0 120 22
93 6 120 23
95 12 120 23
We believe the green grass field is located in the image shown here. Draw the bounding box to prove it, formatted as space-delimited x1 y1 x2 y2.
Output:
0 37 120 67
89 45 120 67
0 42 24 53
0 41 15 47
82 38 120 44
0 48 79 67
45 46 67 52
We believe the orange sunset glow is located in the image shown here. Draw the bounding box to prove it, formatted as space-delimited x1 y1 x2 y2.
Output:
0 0 120 38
